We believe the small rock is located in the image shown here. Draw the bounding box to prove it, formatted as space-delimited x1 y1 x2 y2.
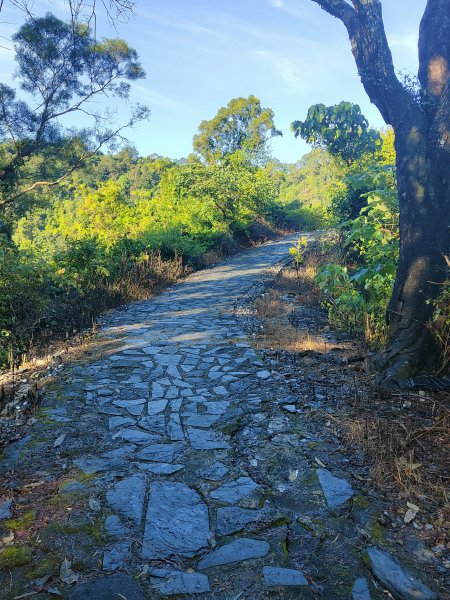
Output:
216 507 263 536
68 574 145 600
352 578 371 600
316 469 354 508
0 499 13 520
102 541 131 571
367 547 437 600
104 515 127 538
198 461 229 481
210 477 260 504
59 481 87 497
263 566 308 587
158 571 211 595
198 538 269 569
106 475 146 525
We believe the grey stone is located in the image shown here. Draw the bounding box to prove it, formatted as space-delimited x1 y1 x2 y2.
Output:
102 541 131 571
59 481 87 496
154 354 181 366
0 435 31 473
256 370 271 379
0 499 12 520
263 566 308 587
158 572 211 595
101 445 136 461
106 474 146 525
316 469 354 508
210 477 260 504
147 400 168 415
367 547 437 600
352 578 371 600
203 401 230 414
138 463 184 475
198 538 269 569
118 428 161 444
104 515 127 538
184 414 220 428
108 416 135 430
68 574 145 600
167 414 184 441
138 415 166 435
187 428 231 450
112 399 146 416
137 443 183 463
199 461 229 481
151 383 165 399
142 482 210 559
73 457 112 474
216 507 263 535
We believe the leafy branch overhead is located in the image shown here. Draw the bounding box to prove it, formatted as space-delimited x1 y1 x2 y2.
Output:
291 102 381 164
0 13 149 206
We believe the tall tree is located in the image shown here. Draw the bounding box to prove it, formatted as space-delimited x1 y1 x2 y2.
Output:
193 96 282 166
0 13 148 208
308 0 450 387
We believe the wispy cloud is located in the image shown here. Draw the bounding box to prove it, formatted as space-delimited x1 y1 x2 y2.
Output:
131 84 183 112
135 8 229 41
389 33 418 54
267 0 320 21
254 50 305 91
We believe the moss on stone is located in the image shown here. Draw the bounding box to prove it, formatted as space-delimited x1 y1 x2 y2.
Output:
3 510 36 532
27 553 61 579
352 495 370 509
0 546 33 569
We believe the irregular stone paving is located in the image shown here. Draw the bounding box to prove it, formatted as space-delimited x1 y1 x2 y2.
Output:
1 235 441 599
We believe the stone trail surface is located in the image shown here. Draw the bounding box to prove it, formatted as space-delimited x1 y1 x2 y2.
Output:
0 235 439 599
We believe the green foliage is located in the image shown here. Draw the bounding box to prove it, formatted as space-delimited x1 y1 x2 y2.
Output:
0 12 148 206
193 96 282 166
289 236 308 283
314 163 399 345
292 102 381 164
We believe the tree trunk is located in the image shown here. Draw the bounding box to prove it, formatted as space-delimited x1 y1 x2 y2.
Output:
379 121 450 386
311 0 450 386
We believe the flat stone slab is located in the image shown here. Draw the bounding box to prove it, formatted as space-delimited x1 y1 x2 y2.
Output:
147 400 168 415
138 463 184 475
316 468 354 508
0 435 31 473
198 461 229 481
73 457 114 474
187 428 231 450
352 578 371 600
157 571 211 595
367 548 437 600
137 443 183 463
138 415 166 435
210 477 260 504
0 499 13 520
142 482 210 559
118 428 161 444
102 541 131 571
216 507 263 536
198 538 269 569
184 414 220 428
106 474 146 525
263 566 308 587
104 515 127 538
68 574 146 600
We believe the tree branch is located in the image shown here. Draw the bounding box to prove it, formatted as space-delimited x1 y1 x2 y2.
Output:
310 0 355 26
311 0 421 128
418 0 450 97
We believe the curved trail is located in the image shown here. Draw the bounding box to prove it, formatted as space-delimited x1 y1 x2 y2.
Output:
1 234 438 599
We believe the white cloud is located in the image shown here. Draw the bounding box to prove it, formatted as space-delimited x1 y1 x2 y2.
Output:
269 0 286 7
389 33 418 54
131 84 183 112
254 50 305 91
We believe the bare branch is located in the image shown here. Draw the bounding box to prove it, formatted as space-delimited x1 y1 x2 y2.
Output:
310 0 355 26
311 0 420 127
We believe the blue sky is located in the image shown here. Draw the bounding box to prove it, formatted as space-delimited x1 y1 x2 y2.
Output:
1 0 427 163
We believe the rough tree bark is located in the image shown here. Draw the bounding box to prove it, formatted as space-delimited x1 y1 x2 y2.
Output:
311 0 450 387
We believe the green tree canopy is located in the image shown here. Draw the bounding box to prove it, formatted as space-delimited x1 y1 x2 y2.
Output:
0 13 148 208
193 95 282 166
292 101 381 164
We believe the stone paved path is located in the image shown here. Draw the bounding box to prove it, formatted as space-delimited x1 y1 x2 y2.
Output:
0 235 440 599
